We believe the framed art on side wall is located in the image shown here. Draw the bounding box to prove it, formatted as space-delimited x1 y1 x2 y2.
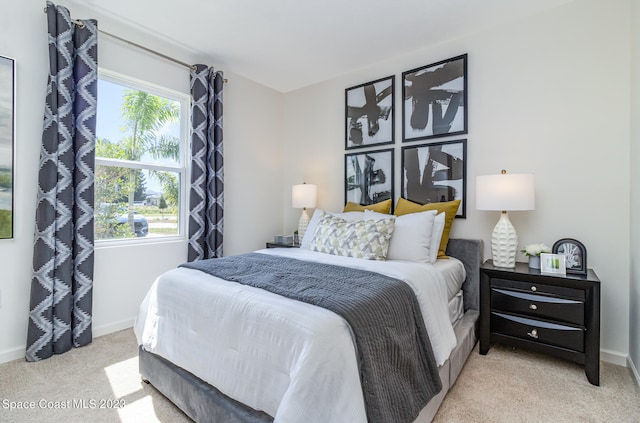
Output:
401 139 466 217
402 54 467 142
0 55 14 239
345 148 394 208
345 76 394 149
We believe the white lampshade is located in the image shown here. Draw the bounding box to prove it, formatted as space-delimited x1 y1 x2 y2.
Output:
476 171 535 268
292 183 317 209
476 173 535 211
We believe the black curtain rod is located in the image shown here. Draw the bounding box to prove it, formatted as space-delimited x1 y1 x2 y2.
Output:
43 6 227 82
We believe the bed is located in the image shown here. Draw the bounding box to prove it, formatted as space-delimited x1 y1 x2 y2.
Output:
135 211 482 422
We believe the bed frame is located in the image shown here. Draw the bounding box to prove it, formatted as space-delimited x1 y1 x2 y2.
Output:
139 238 483 423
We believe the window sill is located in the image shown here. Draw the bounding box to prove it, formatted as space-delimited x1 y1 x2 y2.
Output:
95 234 186 249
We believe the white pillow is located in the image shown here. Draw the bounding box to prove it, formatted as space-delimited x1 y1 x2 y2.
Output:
301 208 364 249
430 212 446 263
364 209 437 263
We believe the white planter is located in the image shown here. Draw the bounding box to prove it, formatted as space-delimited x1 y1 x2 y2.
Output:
529 255 541 269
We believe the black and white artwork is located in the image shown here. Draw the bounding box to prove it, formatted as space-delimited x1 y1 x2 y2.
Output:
401 139 466 217
402 54 467 142
0 55 14 239
345 76 394 150
553 238 587 276
345 148 394 207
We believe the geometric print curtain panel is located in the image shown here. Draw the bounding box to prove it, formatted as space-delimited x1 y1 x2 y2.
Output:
188 65 224 261
26 2 98 361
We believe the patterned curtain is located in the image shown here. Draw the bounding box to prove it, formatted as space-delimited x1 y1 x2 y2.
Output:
26 2 98 362
188 65 224 261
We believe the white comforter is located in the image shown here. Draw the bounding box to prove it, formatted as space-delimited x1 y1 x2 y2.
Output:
134 248 459 423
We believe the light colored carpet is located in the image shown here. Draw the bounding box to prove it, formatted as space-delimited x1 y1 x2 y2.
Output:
0 329 189 423
433 344 640 423
0 328 638 422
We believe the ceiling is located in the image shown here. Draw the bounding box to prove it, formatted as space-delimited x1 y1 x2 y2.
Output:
67 0 574 93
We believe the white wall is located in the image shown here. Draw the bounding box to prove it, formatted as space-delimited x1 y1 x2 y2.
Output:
282 0 632 361
0 1 49 364
0 1 284 362
629 0 640 381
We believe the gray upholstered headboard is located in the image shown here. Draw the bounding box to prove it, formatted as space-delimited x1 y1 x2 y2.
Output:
445 238 483 312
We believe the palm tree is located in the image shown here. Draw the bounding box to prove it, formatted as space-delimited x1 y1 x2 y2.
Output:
120 90 179 234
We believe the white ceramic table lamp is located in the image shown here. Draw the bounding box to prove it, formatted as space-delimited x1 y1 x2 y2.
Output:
476 171 535 268
292 183 317 239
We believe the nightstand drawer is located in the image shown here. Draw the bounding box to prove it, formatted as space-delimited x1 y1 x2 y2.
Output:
491 288 584 325
492 278 585 300
491 312 584 352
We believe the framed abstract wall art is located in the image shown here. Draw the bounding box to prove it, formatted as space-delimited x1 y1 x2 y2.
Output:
345 75 394 150
0 55 14 239
402 54 467 142
401 139 467 217
345 148 394 208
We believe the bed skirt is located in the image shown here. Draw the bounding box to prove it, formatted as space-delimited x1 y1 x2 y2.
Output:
139 346 273 422
139 309 478 423
415 309 478 422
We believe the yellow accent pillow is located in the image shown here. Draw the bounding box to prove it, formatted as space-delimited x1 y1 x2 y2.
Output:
394 197 461 259
343 199 392 214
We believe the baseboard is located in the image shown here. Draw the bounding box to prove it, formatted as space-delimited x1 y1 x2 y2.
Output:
93 318 135 338
0 318 135 365
628 356 640 387
0 346 25 365
600 348 628 366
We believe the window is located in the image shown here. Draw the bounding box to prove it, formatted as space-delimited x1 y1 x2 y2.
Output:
95 71 189 242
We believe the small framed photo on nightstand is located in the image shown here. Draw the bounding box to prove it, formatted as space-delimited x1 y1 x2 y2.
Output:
553 238 587 276
540 253 566 275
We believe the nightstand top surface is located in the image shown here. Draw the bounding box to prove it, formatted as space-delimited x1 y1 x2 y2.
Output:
482 260 600 283
266 242 300 248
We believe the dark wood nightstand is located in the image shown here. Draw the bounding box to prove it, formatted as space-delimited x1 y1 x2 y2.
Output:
265 242 300 249
480 260 601 385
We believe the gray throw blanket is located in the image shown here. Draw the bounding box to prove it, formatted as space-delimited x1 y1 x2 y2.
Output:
181 253 442 423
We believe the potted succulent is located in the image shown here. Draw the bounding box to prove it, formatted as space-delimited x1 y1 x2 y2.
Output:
521 243 551 269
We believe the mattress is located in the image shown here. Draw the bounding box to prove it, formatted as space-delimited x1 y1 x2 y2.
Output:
448 291 464 325
135 248 465 423
433 257 467 301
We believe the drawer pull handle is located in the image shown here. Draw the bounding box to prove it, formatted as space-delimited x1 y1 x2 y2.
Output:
529 304 538 310
527 329 539 339
530 286 537 292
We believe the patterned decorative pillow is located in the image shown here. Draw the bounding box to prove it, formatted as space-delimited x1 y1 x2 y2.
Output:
308 211 395 260
300 208 364 249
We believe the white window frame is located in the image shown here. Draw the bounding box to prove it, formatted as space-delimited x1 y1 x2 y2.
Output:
95 68 191 246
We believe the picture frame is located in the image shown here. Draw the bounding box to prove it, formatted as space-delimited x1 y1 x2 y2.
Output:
345 75 394 150
540 253 567 275
345 148 394 209
401 139 466 217
0 55 15 239
553 238 587 276
402 54 467 142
